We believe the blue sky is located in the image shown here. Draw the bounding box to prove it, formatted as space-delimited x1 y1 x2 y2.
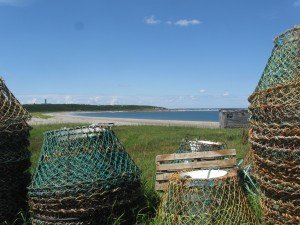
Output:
0 0 299 108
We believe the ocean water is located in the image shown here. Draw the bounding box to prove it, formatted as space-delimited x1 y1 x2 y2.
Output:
73 110 219 122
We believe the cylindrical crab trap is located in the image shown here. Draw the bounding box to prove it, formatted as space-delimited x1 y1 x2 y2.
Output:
0 78 31 223
249 26 300 225
156 169 259 225
28 124 143 225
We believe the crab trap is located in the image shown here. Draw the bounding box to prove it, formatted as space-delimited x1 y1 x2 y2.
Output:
28 124 143 225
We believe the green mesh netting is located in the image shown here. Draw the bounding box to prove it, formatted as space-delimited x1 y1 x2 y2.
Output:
28 124 143 225
249 26 300 224
239 148 259 195
255 26 300 91
156 170 259 225
0 78 31 131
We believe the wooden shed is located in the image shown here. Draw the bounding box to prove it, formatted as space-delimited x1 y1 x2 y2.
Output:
219 109 249 128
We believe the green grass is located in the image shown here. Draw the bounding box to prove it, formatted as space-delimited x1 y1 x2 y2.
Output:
113 125 249 190
25 124 254 224
29 124 249 188
30 112 53 119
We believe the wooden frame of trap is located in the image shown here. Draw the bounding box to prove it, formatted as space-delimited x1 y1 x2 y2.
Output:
155 149 237 191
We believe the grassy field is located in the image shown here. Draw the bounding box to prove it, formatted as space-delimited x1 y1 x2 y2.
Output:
26 124 252 224
30 112 53 119
29 124 249 188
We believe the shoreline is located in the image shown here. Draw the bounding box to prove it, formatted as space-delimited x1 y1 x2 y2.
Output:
29 112 220 128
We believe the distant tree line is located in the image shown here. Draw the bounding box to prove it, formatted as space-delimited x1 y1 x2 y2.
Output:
23 104 166 112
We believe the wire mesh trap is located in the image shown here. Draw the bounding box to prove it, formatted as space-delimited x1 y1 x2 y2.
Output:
0 121 31 223
176 139 226 154
249 26 300 225
0 126 30 223
255 26 300 91
28 124 143 225
0 78 31 223
156 169 259 225
175 139 228 164
155 139 236 191
0 78 31 132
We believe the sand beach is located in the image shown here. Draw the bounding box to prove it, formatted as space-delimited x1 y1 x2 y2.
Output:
29 112 220 128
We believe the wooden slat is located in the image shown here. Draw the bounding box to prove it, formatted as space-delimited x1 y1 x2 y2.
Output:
155 170 238 191
157 158 236 171
156 168 237 181
155 182 168 191
156 172 175 181
155 149 237 191
155 149 236 163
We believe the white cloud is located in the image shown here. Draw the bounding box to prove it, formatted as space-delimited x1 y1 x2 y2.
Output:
144 15 160 25
199 89 206 93
88 96 101 104
174 19 201 27
17 93 248 109
27 98 37 104
145 17 202 27
64 95 74 104
189 95 196 100
294 0 300 7
0 0 31 6
110 96 119 105
223 91 230 96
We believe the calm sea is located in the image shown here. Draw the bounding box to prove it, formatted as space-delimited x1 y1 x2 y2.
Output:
72 110 220 122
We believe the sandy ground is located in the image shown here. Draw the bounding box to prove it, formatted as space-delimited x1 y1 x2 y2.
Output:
29 112 220 128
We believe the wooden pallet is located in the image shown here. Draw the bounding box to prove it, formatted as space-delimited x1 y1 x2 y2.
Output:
155 149 237 191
